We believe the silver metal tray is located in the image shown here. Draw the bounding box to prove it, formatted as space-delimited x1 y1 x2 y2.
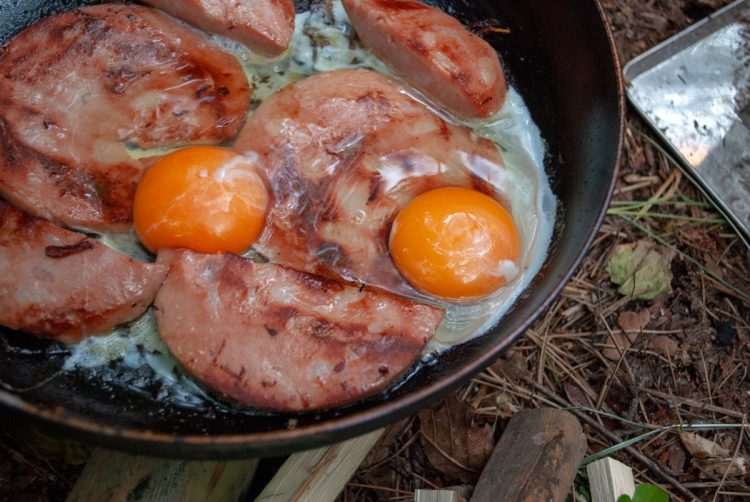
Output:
624 0 750 247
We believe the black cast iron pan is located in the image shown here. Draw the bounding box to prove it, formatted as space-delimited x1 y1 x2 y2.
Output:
0 0 624 458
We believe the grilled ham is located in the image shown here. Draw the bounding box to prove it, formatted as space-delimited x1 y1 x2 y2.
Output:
143 0 295 57
234 69 507 296
154 249 443 411
0 199 167 344
0 4 250 232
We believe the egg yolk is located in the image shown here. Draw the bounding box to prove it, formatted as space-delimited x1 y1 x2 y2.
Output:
389 187 520 301
133 146 269 254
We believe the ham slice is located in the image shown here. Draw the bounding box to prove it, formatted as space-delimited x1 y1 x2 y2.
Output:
342 0 507 118
234 69 507 295
0 4 251 232
0 200 168 344
154 249 443 411
143 0 295 57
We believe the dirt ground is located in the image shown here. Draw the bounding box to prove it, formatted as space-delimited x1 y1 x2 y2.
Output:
1 0 749 501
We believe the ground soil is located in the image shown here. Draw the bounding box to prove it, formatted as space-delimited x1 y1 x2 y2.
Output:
1 0 748 501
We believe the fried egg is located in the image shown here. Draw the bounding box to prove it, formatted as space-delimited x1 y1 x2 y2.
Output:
389 187 521 301
64 0 556 404
133 146 269 254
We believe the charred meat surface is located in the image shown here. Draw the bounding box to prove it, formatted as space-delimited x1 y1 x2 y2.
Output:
0 4 251 232
234 69 507 295
154 249 443 411
143 0 296 57
342 0 507 118
0 199 168 344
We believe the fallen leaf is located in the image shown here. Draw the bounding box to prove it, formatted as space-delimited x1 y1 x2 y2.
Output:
467 425 494 468
695 457 748 479
680 432 730 458
603 331 639 360
603 309 653 360
488 350 529 382
618 310 651 332
419 395 494 483
564 382 593 408
647 336 679 357
607 241 674 300
666 442 686 474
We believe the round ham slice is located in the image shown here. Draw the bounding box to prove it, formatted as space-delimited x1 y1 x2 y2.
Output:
234 69 508 296
154 249 443 411
0 4 251 233
0 199 167 344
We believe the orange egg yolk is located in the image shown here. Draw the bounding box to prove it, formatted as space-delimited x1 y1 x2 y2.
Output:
133 146 269 254
389 187 520 301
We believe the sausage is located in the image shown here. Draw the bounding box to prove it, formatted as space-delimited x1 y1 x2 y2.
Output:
0 4 251 232
143 0 296 57
0 200 168 344
154 249 443 411
342 0 507 119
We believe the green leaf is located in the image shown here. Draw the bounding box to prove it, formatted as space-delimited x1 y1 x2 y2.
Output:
606 241 673 300
619 484 669 502
632 484 669 502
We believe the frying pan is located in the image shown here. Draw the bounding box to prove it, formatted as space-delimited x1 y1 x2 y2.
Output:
0 0 624 458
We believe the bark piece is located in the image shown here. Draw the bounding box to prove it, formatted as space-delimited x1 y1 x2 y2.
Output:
470 408 586 502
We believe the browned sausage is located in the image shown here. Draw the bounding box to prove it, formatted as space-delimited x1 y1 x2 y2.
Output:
154 249 443 411
143 0 295 57
0 200 168 344
342 0 507 119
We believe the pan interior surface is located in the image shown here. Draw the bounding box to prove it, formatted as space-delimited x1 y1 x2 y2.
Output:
0 0 622 458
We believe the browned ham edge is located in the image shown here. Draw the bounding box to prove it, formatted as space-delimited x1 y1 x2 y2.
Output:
154 249 443 411
143 0 296 57
0 200 168 344
0 4 251 233
342 0 507 119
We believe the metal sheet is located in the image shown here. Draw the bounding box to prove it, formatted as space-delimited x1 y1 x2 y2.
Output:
624 0 750 247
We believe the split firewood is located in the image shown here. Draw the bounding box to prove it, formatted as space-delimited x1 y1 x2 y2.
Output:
67 449 258 502
586 457 636 502
415 489 468 502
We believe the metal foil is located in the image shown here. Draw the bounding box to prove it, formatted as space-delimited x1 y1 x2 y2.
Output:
625 0 750 247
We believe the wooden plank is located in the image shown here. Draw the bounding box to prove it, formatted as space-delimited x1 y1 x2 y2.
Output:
587 457 635 502
415 489 467 502
470 408 586 502
255 429 384 502
67 449 258 502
